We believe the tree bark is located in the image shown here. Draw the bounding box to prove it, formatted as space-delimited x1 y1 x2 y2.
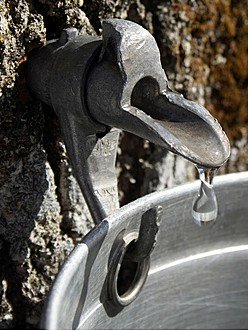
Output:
0 0 247 328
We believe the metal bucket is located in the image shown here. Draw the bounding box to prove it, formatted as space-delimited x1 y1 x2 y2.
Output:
43 172 248 329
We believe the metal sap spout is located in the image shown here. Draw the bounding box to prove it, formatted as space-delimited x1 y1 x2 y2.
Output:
87 19 230 169
27 19 230 225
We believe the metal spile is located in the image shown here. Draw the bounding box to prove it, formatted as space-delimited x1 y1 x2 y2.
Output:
27 19 230 226
27 19 231 314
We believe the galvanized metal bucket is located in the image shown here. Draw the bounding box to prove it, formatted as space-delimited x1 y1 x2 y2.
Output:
42 171 248 329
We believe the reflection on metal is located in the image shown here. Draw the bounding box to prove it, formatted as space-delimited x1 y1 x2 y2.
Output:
150 244 248 275
27 19 234 329
42 172 248 329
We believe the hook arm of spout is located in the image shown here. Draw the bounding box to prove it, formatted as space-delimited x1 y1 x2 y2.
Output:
27 29 120 224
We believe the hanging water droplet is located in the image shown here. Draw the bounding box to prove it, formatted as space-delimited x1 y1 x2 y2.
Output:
192 166 218 227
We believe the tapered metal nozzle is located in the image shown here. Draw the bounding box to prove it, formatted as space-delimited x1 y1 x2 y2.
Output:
87 19 230 168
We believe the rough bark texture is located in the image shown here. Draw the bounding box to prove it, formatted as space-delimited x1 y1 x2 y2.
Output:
0 0 247 328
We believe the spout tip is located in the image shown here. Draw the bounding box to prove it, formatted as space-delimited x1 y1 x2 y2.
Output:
194 132 230 169
162 91 231 168
129 81 231 169
153 118 230 169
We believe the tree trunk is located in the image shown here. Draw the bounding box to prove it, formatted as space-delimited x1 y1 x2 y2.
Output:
0 0 247 328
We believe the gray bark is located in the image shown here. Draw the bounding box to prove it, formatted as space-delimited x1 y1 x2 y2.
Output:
0 0 247 328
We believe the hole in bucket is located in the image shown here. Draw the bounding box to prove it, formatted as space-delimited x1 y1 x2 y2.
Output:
117 241 138 297
108 232 150 307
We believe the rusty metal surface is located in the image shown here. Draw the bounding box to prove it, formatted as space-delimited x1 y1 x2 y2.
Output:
42 171 248 329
